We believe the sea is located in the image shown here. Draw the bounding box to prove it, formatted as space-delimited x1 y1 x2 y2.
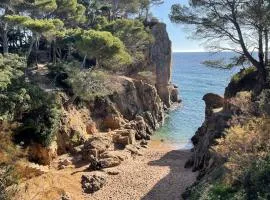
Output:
152 52 239 149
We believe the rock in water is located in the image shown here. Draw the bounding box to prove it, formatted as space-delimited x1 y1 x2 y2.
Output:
81 172 107 194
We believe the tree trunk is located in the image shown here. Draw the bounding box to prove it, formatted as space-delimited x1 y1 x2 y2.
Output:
265 30 269 65
26 34 36 60
2 22 9 54
52 40 56 64
81 55 86 68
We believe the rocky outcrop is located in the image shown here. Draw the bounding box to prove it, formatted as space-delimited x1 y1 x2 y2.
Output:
28 21 178 166
185 93 230 175
150 22 180 107
91 76 165 140
186 91 256 177
225 68 258 98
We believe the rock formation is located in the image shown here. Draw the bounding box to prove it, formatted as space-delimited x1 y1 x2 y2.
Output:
150 22 180 107
28 22 180 167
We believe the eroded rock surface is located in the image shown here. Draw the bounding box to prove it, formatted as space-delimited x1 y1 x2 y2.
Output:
81 172 107 194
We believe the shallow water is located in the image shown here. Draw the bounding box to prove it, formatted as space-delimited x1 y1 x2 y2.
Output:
152 52 238 149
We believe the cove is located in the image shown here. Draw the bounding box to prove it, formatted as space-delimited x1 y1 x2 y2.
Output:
152 52 238 149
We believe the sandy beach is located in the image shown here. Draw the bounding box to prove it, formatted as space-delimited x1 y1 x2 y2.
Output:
16 142 197 200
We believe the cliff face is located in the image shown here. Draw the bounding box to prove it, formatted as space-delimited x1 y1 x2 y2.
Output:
32 22 179 164
185 93 230 175
185 71 260 177
150 22 179 107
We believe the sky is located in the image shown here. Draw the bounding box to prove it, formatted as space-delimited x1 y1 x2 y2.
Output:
151 0 205 52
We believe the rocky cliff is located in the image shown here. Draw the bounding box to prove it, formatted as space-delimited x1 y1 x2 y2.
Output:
30 22 180 164
183 70 262 198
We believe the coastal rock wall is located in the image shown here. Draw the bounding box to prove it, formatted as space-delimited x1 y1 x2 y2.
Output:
90 76 165 137
150 22 180 107
185 93 230 175
31 22 178 164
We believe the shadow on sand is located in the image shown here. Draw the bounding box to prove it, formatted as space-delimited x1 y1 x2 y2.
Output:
141 150 196 200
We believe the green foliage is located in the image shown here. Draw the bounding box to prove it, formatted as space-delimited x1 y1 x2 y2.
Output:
0 54 26 91
6 15 65 39
244 157 270 200
0 54 29 120
0 54 61 147
64 61 112 100
17 97 61 147
0 165 18 200
191 117 270 200
75 29 131 68
35 0 57 12
56 0 86 25
103 19 153 64
231 67 257 83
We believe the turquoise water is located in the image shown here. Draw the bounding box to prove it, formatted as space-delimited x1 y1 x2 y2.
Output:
152 52 238 149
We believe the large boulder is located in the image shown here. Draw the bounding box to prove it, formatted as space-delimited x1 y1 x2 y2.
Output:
112 129 136 146
203 93 224 118
81 136 111 161
99 157 121 168
81 172 107 193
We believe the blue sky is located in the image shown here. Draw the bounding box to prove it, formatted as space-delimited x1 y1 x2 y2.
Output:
152 0 204 52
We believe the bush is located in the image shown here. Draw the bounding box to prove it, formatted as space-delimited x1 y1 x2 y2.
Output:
15 90 61 147
231 67 257 84
244 156 270 200
0 54 29 120
67 67 111 101
0 165 18 200
190 118 270 200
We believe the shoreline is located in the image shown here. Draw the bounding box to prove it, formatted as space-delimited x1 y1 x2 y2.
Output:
16 141 197 200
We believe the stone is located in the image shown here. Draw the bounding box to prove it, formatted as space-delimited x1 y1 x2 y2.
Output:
125 144 143 156
86 121 98 134
102 168 120 175
60 192 72 200
81 172 107 194
112 129 136 146
82 136 111 161
99 157 121 168
203 93 224 109
150 22 173 107
103 116 124 130
140 139 148 146
60 159 72 166
100 151 128 161
88 155 102 170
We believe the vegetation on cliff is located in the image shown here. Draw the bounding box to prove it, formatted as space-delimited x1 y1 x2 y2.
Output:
0 0 169 199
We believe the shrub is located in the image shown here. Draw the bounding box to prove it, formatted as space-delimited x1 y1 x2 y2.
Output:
15 91 61 147
231 67 257 84
244 156 270 200
67 67 111 101
0 165 18 200
257 89 270 115
0 54 30 121
215 118 270 183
